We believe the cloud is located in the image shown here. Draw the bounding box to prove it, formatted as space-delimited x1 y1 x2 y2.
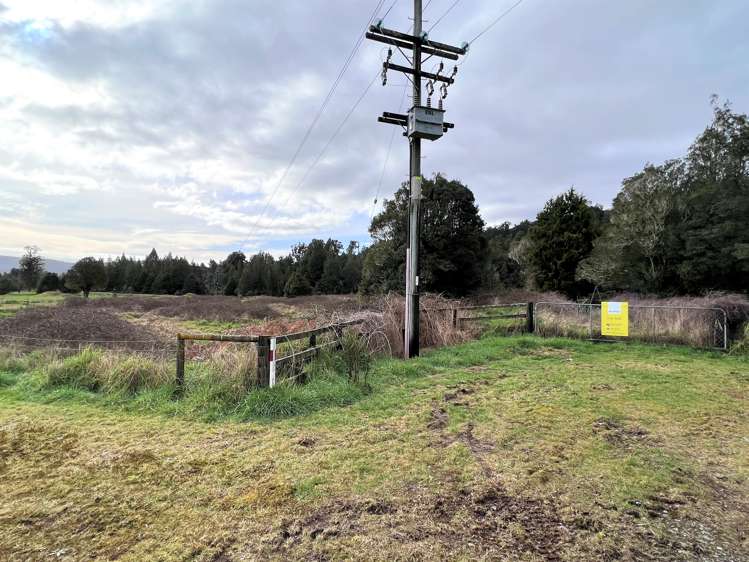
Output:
0 0 747 263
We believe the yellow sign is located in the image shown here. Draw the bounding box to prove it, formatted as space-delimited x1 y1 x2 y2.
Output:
601 301 629 337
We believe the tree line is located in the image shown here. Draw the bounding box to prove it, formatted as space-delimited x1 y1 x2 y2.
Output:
360 99 748 298
2 99 745 299
0 241 365 298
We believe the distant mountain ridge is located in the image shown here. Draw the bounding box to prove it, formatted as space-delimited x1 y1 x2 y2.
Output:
0 255 73 274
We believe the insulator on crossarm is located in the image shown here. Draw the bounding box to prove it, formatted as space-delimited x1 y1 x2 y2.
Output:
426 80 435 107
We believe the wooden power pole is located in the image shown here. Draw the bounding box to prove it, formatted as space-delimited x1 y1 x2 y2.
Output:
367 1 466 358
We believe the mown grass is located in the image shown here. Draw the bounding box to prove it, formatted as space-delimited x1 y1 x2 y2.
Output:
0 335 747 561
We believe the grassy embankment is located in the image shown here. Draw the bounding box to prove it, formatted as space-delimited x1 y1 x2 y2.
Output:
0 335 747 560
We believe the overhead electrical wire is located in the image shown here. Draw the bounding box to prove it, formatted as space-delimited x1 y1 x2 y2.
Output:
427 0 462 33
381 0 399 21
466 0 527 45
249 0 529 244
263 71 382 231
370 83 408 219
242 0 387 245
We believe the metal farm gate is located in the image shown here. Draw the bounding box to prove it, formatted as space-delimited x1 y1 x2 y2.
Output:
533 302 728 351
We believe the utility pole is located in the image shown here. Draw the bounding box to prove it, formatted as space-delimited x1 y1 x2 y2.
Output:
367 1 466 358
407 0 422 359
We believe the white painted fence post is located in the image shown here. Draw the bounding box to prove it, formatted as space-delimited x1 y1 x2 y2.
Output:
269 337 277 388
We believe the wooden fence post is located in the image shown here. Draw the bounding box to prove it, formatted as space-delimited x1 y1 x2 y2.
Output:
526 302 535 333
452 308 458 328
176 335 185 392
333 325 343 350
256 336 270 387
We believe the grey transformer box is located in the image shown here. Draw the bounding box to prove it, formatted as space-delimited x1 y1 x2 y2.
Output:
408 106 445 141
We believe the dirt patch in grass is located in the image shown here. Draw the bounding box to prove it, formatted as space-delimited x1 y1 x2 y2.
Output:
427 404 449 431
593 417 652 448
0 307 166 351
266 481 569 561
429 386 497 462
443 386 475 404
87 295 280 322
296 436 316 448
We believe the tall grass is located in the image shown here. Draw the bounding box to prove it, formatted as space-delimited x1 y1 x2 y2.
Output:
1 332 372 420
0 345 60 373
43 348 171 393
379 293 473 356
535 293 749 349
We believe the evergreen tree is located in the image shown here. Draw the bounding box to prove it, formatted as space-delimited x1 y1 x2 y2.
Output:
671 100 749 292
340 242 363 293
527 188 599 297
221 251 246 296
36 272 60 293
483 221 532 289
317 254 343 294
182 272 203 294
363 174 485 296
284 270 312 297
0 275 17 295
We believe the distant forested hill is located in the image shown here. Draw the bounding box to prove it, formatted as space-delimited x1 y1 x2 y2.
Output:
0 255 73 274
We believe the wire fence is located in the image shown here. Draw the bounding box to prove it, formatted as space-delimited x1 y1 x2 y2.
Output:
0 334 178 357
534 302 728 350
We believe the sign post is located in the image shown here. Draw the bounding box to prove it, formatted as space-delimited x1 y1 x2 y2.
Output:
601 301 629 337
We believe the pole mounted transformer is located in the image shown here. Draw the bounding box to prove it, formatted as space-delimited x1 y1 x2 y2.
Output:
367 1 467 358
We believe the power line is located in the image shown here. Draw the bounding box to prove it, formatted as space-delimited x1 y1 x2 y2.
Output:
427 0 462 33
381 0 399 21
370 84 408 219
243 0 386 247
264 71 381 231
467 0 526 45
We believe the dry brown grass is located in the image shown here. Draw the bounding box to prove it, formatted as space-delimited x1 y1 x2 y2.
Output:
535 292 749 349
376 293 475 357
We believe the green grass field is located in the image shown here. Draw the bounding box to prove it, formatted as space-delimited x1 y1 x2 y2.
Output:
0 336 747 561
0 291 119 318
0 291 63 317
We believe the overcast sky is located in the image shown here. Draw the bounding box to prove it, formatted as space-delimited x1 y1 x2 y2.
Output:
1 0 747 263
